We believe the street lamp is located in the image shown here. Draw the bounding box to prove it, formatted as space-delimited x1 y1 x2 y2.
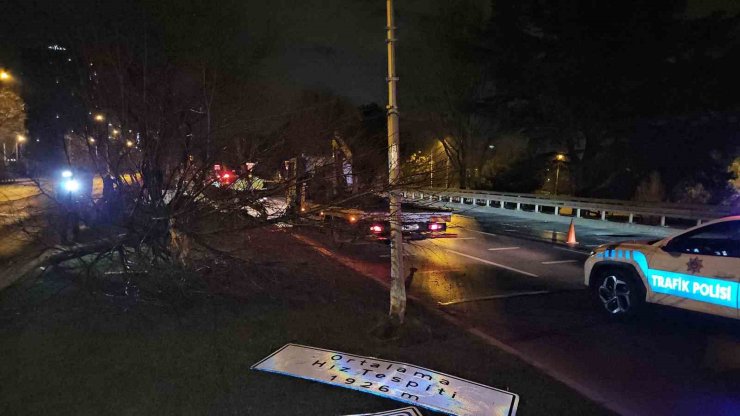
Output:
16 134 26 161
0 70 10 81
554 153 567 195
94 113 105 122
125 140 134 148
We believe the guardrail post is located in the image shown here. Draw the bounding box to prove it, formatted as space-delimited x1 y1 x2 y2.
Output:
554 206 559 216
534 204 539 213
660 216 666 227
629 213 634 224
576 208 581 218
697 219 702 226
601 211 606 221
516 202 521 211
472 198 477 205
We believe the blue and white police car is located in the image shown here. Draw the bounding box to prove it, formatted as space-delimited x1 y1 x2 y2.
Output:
585 216 739 319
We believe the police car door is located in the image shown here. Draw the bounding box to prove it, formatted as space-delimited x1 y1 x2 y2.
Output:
648 220 740 319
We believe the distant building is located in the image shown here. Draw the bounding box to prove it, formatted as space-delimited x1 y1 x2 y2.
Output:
19 43 86 167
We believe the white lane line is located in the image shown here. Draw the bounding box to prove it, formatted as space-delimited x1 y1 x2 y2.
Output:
541 259 579 265
504 229 517 232
455 237 477 240
553 246 590 255
487 247 519 251
445 248 539 277
438 290 550 306
464 228 498 238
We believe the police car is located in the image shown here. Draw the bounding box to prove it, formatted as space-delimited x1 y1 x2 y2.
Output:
585 216 739 319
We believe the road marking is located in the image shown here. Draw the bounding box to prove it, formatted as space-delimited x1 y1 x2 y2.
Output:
504 229 517 232
438 290 551 306
553 246 590 255
541 260 579 265
487 247 519 251
445 249 539 277
464 228 498 238
455 237 477 240
414 269 464 274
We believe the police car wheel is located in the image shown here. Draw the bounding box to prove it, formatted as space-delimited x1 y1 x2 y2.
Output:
594 270 643 317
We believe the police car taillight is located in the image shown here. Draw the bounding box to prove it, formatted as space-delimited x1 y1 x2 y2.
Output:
428 223 443 231
370 224 383 233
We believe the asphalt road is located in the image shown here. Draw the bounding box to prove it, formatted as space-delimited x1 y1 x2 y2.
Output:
312 214 740 416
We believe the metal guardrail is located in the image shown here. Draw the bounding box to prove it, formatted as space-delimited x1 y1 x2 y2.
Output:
403 187 735 228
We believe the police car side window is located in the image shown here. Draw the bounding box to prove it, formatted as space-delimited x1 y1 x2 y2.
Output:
666 221 740 258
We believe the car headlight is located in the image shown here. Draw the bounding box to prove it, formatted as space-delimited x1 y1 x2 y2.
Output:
63 179 80 192
61 170 73 178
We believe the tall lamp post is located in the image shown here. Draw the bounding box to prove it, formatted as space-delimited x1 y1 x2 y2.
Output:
1 70 13 165
386 0 406 324
554 153 567 196
16 135 26 161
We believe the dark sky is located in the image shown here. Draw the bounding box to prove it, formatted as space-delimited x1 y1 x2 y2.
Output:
241 0 489 103
1 0 738 105
0 0 488 104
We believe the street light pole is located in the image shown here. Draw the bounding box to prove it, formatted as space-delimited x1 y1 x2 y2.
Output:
386 0 406 324
430 148 434 187
16 135 25 162
554 153 566 196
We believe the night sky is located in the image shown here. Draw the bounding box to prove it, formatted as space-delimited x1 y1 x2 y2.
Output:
1 0 738 105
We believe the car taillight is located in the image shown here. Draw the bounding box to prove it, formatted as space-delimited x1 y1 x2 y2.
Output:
428 223 443 231
223 173 230 179
370 225 383 233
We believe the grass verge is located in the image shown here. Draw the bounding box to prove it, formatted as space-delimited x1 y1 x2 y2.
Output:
0 226 612 415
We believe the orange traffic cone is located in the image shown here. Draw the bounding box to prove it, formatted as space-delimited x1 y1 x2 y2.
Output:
566 219 578 244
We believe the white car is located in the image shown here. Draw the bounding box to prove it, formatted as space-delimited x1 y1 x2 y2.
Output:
585 216 739 319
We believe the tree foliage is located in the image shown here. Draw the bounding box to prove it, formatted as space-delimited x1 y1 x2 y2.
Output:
477 0 740 199
0 88 26 156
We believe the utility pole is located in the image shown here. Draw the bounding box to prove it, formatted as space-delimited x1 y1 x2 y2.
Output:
386 0 406 324
430 149 434 187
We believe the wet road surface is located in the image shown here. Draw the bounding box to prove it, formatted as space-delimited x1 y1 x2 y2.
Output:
309 214 740 416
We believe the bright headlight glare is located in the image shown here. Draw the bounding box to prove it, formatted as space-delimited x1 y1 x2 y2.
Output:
63 179 80 192
61 170 73 178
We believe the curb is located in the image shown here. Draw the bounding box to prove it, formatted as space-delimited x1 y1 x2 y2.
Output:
291 232 631 416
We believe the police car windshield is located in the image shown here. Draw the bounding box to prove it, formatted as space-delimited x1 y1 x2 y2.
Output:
667 221 740 258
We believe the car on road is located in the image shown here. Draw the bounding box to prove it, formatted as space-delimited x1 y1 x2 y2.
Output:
306 197 455 242
585 216 739 319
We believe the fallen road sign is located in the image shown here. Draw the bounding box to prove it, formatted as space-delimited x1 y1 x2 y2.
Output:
345 407 422 416
252 344 519 416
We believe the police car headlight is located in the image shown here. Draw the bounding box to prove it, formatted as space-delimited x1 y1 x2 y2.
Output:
63 179 80 192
